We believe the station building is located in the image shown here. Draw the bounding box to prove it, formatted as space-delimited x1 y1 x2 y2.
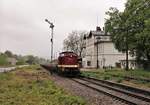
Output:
82 26 136 69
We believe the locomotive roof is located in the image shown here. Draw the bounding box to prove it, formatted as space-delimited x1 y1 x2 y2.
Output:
59 51 78 56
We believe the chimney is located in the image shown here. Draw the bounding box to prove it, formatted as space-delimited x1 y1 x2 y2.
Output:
96 26 101 31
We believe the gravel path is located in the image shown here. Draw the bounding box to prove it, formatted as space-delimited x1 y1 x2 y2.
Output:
49 74 129 105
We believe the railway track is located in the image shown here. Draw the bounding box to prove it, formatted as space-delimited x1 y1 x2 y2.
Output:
41 65 150 104
72 76 150 105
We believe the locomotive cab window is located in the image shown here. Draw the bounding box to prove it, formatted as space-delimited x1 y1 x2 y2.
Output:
60 53 65 57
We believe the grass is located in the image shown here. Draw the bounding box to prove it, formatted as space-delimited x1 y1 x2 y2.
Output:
103 69 150 79
0 65 86 105
81 69 150 88
0 54 8 66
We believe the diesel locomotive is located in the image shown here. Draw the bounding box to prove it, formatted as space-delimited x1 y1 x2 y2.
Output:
57 51 80 75
41 51 80 76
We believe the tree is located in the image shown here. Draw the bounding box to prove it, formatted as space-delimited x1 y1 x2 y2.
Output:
0 54 8 65
105 0 150 69
126 0 150 68
63 31 86 57
4 50 13 57
63 31 79 54
16 58 26 65
26 55 35 65
105 7 131 70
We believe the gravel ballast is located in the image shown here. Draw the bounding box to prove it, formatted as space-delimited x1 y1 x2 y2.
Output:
50 75 129 105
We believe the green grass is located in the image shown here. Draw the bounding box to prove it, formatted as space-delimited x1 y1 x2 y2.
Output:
81 69 150 88
0 54 9 66
81 69 150 79
103 69 150 79
0 66 86 105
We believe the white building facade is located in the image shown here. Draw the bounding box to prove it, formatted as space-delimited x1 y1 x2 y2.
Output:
82 27 136 69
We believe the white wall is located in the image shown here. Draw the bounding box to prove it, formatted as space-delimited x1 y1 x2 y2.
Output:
83 33 134 69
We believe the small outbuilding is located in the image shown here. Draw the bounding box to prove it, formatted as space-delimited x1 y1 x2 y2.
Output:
7 58 17 65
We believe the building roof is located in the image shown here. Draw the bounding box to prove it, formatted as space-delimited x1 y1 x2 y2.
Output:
85 26 110 39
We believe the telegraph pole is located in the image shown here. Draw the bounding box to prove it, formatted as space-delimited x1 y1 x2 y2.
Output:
125 27 129 70
45 19 54 62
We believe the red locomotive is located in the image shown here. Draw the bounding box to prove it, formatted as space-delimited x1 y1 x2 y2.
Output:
57 51 80 75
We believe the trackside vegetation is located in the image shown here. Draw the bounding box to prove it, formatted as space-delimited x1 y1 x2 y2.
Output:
0 54 8 66
81 69 150 89
0 65 86 105
0 51 50 67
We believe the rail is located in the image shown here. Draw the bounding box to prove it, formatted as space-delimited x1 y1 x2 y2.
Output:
72 76 150 105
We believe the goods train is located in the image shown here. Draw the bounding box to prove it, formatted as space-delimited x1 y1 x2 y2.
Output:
57 51 80 75
41 51 80 76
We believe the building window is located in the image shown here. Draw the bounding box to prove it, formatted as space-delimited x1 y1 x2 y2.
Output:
87 61 91 66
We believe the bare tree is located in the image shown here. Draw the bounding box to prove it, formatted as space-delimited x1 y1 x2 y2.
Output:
63 31 87 57
78 31 86 57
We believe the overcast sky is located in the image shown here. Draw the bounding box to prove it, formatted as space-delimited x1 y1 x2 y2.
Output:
0 0 126 59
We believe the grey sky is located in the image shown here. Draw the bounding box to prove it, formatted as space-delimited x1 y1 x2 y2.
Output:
0 0 126 59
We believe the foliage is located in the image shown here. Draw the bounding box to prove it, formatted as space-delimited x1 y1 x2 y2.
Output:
82 69 150 80
81 69 150 87
125 0 150 68
105 7 129 52
0 67 86 105
0 54 8 66
0 51 50 66
16 58 26 65
26 55 35 64
63 31 87 57
105 0 150 68
0 72 12 80
4 50 13 57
